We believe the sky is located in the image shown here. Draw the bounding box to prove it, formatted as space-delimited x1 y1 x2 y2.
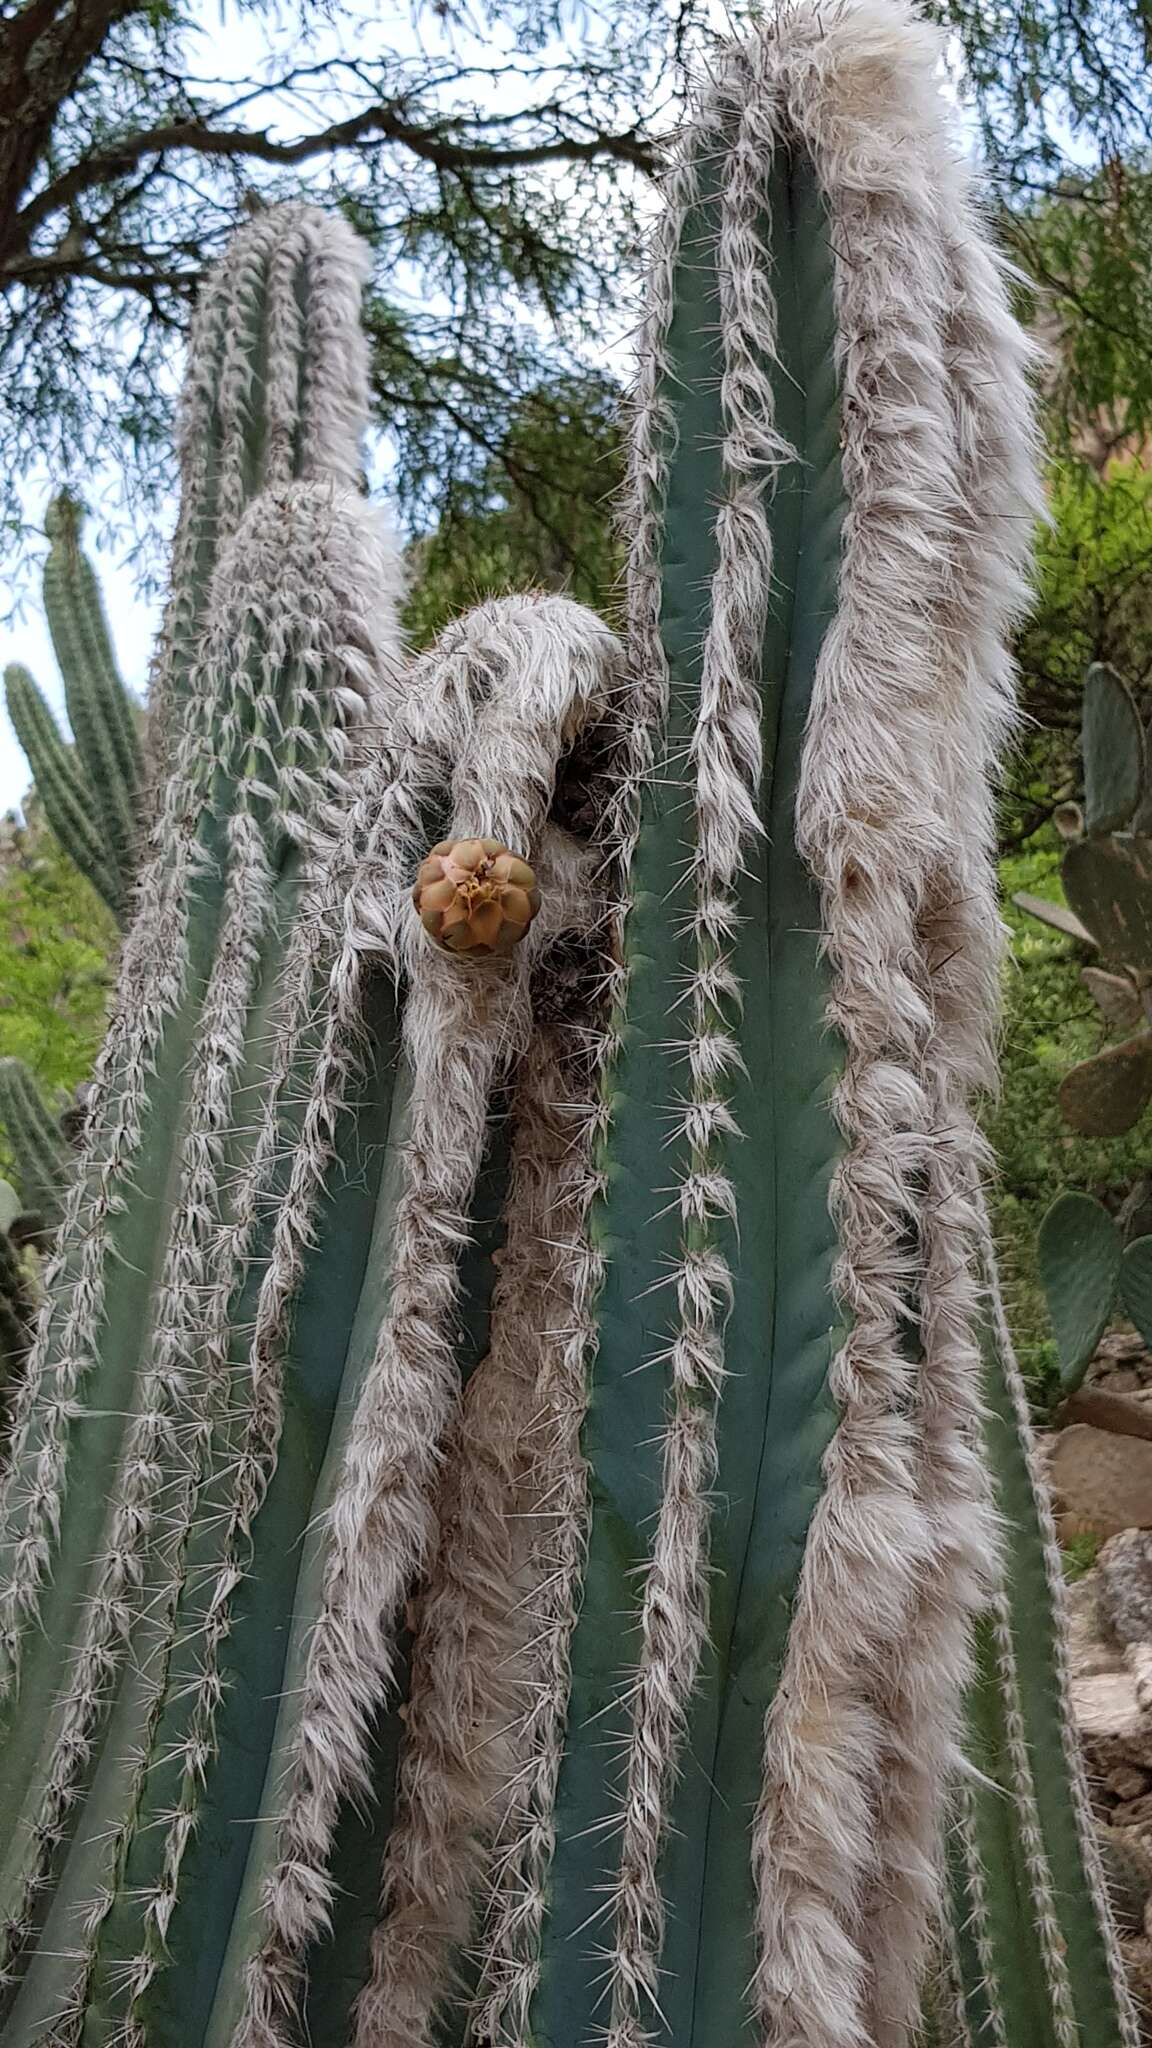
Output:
0 0 645 813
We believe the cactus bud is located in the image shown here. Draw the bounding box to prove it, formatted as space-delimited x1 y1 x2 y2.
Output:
413 837 541 955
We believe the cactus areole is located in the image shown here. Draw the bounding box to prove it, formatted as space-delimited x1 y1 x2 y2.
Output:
0 6 1137 2048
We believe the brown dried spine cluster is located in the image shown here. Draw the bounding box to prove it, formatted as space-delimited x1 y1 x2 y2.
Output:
413 837 541 955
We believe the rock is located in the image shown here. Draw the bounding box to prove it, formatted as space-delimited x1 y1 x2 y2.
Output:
1067 1571 1152 1778
1101 1530 1152 1643
1112 1794 1152 1828
1119 1934 1152 2041
1099 1530 1152 1713
1074 1669 1151 1778
1098 1824 1152 1932
1108 1763 1152 1802
1068 1561 1152 2037
1048 1425 1152 1538
1068 1572 1125 1679
1098 1332 1151 1365
1101 1369 1147 1395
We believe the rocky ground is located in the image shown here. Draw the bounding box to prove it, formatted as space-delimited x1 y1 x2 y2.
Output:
1046 1332 1152 2038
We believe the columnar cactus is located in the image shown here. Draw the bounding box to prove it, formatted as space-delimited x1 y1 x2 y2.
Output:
0 1057 72 1227
0 9 1136 2048
0 1182 35 1427
148 199 376 771
4 495 143 921
3 659 124 919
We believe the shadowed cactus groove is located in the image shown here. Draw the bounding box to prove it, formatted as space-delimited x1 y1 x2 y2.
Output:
0 7 1138 2048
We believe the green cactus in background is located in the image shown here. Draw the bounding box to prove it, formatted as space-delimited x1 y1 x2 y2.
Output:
0 1181 36 1434
42 493 144 888
4 495 144 923
3 664 121 915
0 1057 72 1229
0 11 1136 2048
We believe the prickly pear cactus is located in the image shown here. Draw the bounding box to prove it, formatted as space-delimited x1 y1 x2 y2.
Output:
1021 664 1152 1391
0 8 1136 2048
1020 664 1152 1134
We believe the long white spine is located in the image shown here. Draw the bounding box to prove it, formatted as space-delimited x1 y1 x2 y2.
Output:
739 8 1038 2045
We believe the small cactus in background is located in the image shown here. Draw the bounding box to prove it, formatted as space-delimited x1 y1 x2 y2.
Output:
0 1180 36 1435
4 495 144 923
0 1056 73 1229
0 13 1136 2048
1021 666 1152 1392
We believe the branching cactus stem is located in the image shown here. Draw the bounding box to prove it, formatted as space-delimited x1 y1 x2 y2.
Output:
0 11 1138 2048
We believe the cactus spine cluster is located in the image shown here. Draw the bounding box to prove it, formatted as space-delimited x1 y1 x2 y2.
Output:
0 8 1136 2048
4 496 144 922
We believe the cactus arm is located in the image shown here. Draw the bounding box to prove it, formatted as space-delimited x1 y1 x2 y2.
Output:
946 1265 1141 2047
57 714 425 2042
3 664 120 915
230 597 621 2048
491 111 839 2048
650 138 847 2048
0 198 378 1767
956 1612 1072 2048
42 494 144 903
1063 837 1152 969
0 1229 34 1421
19 595 617 2048
1120 1236 1152 1344
151 207 372 759
121 1016 413 2048
1037 1190 1123 1387
194 1057 414 2048
945 1818 1003 2048
0 482 396 2019
0 977 221 2018
509 278 700 2048
1058 1033 1152 1136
